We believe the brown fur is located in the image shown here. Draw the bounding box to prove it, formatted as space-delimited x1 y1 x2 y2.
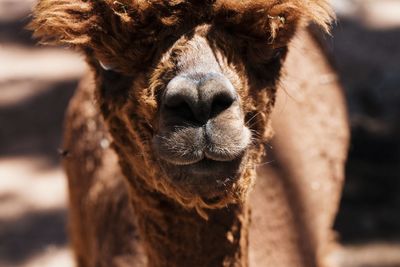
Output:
30 1 347 267
30 0 333 73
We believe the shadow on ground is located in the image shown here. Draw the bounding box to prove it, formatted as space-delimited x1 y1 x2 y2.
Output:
0 8 77 267
0 80 78 167
0 17 35 45
0 209 67 265
331 18 400 244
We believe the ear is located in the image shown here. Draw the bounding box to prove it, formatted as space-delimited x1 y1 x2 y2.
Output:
275 0 335 33
268 0 335 46
28 0 98 46
215 0 334 47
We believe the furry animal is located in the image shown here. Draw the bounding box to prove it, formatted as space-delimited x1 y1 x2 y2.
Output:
30 1 349 266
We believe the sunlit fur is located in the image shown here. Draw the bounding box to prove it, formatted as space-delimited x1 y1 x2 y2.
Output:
30 0 333 74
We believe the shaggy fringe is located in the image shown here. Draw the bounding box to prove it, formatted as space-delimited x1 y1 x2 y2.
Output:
30 0 334 73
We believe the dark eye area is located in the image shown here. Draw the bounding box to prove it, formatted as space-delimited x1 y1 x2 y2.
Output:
272 47 286 60
244 46 287 84
97 61 133 102
247 45 287 65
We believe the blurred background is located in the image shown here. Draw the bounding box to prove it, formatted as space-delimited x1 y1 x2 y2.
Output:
0 0 399 266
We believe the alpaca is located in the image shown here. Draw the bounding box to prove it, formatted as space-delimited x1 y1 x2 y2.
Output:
30 1 349 267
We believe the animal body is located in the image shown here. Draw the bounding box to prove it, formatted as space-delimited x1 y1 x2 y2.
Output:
30 1 349 266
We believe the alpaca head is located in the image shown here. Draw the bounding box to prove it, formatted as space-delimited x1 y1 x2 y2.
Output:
31 0 333 213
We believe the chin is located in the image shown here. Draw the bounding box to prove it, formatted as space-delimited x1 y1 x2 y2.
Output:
158 153 250 207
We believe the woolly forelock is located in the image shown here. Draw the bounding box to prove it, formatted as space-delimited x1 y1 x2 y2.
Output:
30 0 334 74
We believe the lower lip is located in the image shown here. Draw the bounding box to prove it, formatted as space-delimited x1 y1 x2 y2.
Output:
184 158 239 175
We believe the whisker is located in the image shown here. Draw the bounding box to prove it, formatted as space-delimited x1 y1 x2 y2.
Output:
255 160 275 167
245 111 261 126
265 142 273 150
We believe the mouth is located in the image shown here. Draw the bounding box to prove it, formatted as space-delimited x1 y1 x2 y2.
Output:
157 147 244 177
152 126 250 199
181 157 242 176
160 150 240 164
157 152 246 199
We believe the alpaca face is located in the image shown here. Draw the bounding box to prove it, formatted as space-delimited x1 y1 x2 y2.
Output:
98 20 283 207
151 25 276 201
31 0 333 209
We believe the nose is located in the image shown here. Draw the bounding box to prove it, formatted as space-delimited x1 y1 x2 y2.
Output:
163 73 238 123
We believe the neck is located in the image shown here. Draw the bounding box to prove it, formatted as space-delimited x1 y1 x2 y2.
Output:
122 162 250 267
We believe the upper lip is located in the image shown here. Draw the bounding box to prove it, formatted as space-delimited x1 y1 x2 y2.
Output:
153 125 250 166
158 148 242 166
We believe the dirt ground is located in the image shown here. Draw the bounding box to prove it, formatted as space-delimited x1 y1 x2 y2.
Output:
0 1 399 267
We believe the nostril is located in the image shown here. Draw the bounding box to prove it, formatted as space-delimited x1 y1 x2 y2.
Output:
164 94 197 122
164 94 186 109
210 92 235 117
